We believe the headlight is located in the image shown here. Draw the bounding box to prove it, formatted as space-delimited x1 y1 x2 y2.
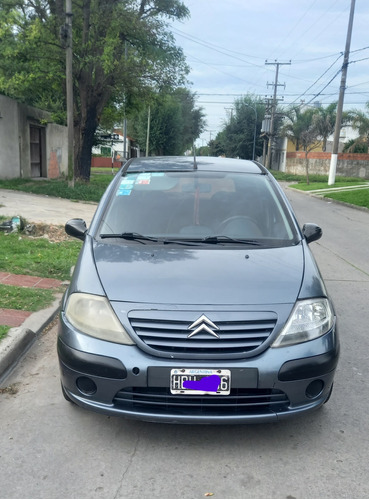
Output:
65 293 135 345
272 298 334 348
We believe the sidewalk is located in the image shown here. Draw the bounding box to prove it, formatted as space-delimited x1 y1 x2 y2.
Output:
0 188 97 225
0 271 65 382
0 189 97 383
0 272 64 327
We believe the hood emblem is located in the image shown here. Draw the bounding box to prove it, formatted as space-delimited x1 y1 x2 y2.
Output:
187 315 220 339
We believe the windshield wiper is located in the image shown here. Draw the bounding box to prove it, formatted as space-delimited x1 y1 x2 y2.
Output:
201 236 262 246
99 233 260 247
99 232 159 243
161 238 203 246
99 233 200 246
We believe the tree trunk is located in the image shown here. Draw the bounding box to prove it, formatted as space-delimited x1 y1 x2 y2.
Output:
74 105 99 182
304 151 310 185
74 62 112 181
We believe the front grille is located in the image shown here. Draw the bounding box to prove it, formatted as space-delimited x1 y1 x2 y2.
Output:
128 311 277 358
113 387 290 416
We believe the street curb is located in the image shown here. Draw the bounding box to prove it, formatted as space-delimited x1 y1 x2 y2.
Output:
284 184 369 214
0 294 62 384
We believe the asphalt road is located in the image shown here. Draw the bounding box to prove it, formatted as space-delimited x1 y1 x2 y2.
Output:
0 187 369 499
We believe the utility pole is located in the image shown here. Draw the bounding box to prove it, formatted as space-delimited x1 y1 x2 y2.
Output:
123 41 128 161
146 106 151 157
328 0 356 185
265 60 291 169
209 130 216 142
123 116 127 160
262 97 273 164
65 0 74 186
244 103 257 161
225 107 234 121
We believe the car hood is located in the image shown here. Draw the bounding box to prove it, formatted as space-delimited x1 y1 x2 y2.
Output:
93 242 304 306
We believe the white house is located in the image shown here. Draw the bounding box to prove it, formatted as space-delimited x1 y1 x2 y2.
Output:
92 129 140 160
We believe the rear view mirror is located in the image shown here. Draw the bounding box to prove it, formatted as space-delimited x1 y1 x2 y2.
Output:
65 218 87 241
302 223 322 244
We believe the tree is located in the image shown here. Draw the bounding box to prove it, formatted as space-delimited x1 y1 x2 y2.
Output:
299 119 321 185
133 88 206 155
343 138 368 153
282 106 311 152
197 145 210 156
209 95 265 160
208 133 226 157
174 88 206 151
0 2 65 120
0 0 190 181
348 102 369 152
282 107 320 184
312 103 337 152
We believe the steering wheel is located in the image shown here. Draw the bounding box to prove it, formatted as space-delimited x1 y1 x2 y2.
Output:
216 216 261 236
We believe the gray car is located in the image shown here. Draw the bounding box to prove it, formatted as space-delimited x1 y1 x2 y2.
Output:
58 156 339 423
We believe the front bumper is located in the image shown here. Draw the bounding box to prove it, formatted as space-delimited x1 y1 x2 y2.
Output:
57 318 339 424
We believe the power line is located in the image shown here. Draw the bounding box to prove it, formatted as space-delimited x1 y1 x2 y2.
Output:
289 52 343 105
349 56 369 64
279 0 348 61
304 68 342 106
186 54 266 88
172 27 265 68
350 45 369 53
266 0 320 59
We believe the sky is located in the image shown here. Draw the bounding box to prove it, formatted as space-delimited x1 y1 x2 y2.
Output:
170 0 369 146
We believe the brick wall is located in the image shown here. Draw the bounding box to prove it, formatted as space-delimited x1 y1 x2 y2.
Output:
91 157 122 169
47 151 60 178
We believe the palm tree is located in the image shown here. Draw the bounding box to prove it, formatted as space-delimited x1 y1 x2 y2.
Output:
312 103 337 152
348 102 369 153
282 106 304 151
281 106 320 184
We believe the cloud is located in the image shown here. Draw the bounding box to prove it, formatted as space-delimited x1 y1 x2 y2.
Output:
172 0 368 143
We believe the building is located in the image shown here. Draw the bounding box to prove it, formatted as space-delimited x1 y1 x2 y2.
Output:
92 129 140 162
0 94 68 179
272 127 369 179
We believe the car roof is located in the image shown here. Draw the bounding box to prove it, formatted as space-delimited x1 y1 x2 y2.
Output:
124 156 267 175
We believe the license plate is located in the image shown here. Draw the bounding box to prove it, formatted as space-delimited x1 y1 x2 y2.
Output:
170 368 231 395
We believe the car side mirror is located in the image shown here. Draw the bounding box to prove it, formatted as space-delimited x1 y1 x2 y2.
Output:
302 223 322 244
65 218 87 241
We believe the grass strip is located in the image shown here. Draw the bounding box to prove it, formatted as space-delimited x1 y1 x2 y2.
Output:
0 232 82 280
0 325 10 341
0 173 113 203
0 284 55 311
290 181 367 191
323 188 369 209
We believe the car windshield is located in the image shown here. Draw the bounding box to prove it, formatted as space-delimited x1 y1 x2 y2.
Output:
98 171 299 246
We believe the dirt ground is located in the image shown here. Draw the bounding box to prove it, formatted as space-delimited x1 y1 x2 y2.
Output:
26 223 73 242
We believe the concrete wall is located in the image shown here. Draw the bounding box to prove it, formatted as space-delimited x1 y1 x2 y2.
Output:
0 94 67 179
0 95 21 178
285 152 369 179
